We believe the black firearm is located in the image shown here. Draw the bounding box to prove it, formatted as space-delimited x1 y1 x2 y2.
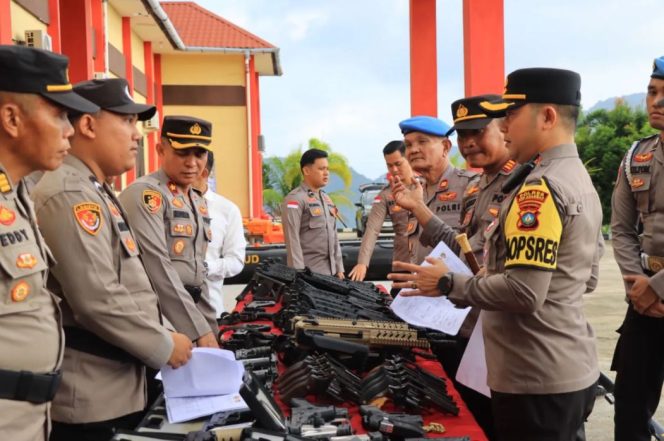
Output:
287 398 350 436
359 405 425 439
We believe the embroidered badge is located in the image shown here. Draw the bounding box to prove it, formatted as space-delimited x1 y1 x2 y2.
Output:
488 207 499 217
438 179 449 191
634 152 653 163
501 160 516 173
456 104 469 118
186 225 193 236
465 185 480 197
125 237 137 252
172 239 185 255
199 204 208 216
16 253 37 269
311 207 322 216
73 202 103 235
167 182 178 195
11 281 30 302
142 190 163 214
0 173 10 193
631 177 645 188
172 197 185 209
286 201 299 210
190 123 202 135
438 192 457 202
0 205 16 226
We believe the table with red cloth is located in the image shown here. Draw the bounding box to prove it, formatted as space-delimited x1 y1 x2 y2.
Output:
224 291 488 441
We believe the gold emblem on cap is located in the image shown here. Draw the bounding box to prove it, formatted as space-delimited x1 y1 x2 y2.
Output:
190 123 202 135
456 104 469 118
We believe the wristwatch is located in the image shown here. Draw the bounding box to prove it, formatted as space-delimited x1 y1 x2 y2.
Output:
437 273 454 295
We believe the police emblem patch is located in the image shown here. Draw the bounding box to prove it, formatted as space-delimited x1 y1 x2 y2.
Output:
0 204 16 226
16 253 37 269
199 204 208 215
631 178 645 188
11 280 30 302
173 239 185 255
172 197 185 209
142 190 163 214
438 192 457 202
438 179 449 191
74 202 103 235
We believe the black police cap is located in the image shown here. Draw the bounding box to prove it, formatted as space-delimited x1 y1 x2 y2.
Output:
73 78 156 121
162 116 212 151
479 68 581 117
0 45 98 114
450 94 501 131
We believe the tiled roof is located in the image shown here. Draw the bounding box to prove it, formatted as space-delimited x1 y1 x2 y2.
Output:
160 2 275 49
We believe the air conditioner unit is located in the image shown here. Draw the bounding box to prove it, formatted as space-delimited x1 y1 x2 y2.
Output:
25 30 52 51
143 110 160 133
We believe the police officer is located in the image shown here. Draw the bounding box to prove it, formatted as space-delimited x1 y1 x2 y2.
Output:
0 46 98 441
282 148 344 277
397 116 479 264
119 116 219 347
31 79 193 441
390 68 601 441
349 141 414 283
611 56 664 441
391 96 514 440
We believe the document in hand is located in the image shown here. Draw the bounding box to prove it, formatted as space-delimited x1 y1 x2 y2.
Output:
161 348 245 398
160 348 248 423
389 241 473 335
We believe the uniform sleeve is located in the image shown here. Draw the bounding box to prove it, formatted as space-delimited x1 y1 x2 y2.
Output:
419 215 461 254
585 230 605 293
610 156 646 286
282 196 305 269
36 191 173 369
118 184 211 340
207 204 246 281
448 267 552 313
357 192 388 266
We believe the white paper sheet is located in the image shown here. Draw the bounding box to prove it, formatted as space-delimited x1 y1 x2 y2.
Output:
456 314 490 397
389 241 472 335
160 348 245 398
165 393 248 424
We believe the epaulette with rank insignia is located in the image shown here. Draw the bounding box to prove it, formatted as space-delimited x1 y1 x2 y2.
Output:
500 159 516 174
0 173 11 193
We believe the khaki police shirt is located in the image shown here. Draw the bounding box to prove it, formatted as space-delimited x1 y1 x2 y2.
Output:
119 169 218 341
357 185 410 269
409 166 479 264
32 156 173 423
420 160 517 263
0 162 63 436
448 144 600 394
282 183 343 275
612 134 664 297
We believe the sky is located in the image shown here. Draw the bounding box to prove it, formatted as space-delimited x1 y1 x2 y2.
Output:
194 0 663 179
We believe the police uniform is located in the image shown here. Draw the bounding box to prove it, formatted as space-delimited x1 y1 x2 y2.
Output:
446 69 601 440
611 56 664 441
0 46 98 441
30 80 174 436
119 117 217 340
356 184 410 270
282 183 343 275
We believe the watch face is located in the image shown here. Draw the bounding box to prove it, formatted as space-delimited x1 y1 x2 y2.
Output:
438 274 453 295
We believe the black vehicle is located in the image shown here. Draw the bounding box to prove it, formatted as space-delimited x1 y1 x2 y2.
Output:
355 182 393 238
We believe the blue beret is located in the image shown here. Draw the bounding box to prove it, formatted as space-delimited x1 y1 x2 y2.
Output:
399 116 452 137
652 56 664 80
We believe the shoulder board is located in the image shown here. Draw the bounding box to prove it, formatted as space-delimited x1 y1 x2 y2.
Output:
500 159 517 175
63 175 84 192
456 168 478 179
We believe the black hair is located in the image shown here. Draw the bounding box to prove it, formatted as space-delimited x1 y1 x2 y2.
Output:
382 140 405 156
205 151 215 173
300 148 328 170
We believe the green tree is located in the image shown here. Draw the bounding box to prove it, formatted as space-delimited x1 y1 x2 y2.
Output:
262 138 354 222
576 102 657 222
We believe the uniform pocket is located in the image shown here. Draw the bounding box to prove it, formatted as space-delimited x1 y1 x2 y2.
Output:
0 245 46 312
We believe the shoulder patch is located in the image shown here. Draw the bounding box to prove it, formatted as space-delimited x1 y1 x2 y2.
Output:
74 202 103 235
504 179 562 271
142 190 163 214
286 200 299 209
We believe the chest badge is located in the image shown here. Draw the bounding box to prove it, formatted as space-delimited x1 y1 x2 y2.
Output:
172 197 185 209
631 177 645 188
0 205 16 226
73 202 103 235
634 152 654 163
142 190 163 214
11 281 30 302
199 204 208 215
16 253 37 269
438 179 449 191
172 239 185 255
437 192 457 202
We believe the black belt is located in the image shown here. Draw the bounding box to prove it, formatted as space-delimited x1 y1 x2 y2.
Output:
64 326 139 364
0 368 61 404
184 285 202 303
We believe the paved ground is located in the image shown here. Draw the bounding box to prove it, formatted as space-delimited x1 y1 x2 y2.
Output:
225 241 662 440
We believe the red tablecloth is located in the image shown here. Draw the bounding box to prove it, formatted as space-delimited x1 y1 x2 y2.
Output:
225 293 487 441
